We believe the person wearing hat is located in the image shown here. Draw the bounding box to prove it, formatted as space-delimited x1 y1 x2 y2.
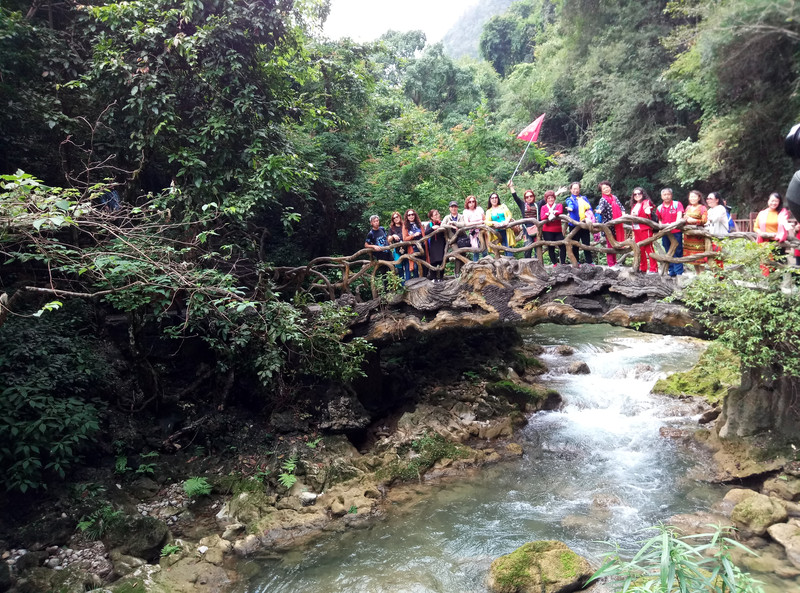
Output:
442 200 468 276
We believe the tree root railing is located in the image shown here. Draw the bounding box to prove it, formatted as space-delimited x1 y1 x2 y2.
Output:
267 216 799 301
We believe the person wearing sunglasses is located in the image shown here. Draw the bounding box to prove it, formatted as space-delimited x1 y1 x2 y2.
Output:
564 182 595 265
486 192 515 257
401 209 424 281
463 195 487 261
628 187 658 274
508 181 538 259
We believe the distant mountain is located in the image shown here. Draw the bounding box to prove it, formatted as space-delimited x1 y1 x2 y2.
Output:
441 0 515 60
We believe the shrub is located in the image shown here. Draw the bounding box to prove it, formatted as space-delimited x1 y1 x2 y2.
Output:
77 504 123 540
0 303 113 492
378 432 469 482
587 524 763 593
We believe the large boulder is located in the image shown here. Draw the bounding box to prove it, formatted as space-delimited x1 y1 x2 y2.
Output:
487 540 593 593
106 516 170 562
730 491 788 536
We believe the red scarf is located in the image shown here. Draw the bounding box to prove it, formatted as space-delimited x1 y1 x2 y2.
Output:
603 195 626 242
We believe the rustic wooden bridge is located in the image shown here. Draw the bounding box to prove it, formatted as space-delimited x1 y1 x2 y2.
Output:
269 215 796 302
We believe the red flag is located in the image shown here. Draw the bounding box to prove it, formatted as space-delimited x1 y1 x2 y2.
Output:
517 113 545 142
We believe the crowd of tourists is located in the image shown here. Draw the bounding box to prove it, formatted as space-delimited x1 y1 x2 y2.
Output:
364 181 800 282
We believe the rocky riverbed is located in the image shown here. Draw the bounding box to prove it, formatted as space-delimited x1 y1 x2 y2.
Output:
2 325 798 593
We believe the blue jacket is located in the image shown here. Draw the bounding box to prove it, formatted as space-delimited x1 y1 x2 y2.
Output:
565 194 593 226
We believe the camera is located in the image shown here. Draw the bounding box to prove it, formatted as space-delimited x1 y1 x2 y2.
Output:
785 123 800 220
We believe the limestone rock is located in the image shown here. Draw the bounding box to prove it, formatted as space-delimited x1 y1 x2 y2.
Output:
18 565 99 593
767 520 800 569
299 492 318 506
109 550 146 579
487 540 593 593
698 408 721 425
667 512 734 536
566 361 590 375
220 491 276 526
232 534 260 557
716 488 759 516
659 427 690 439
154 555 232 593
319 384 371 432
221 523 245 541
763 474 800 502
14 551 47 572
717 368 800 442
128 476 161 499
560 513 609 537
505 443 524 457
778 499 800 518
731 491 788 536
555 345 574 356
732 542 800 578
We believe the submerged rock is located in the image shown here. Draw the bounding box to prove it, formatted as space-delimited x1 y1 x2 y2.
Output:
487 540 593 593
667 511 733 536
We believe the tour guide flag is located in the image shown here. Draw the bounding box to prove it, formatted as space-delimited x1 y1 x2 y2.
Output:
517 113 545 142
509 113 545 183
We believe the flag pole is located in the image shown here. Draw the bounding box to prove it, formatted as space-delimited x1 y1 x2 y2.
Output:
509 136 535 185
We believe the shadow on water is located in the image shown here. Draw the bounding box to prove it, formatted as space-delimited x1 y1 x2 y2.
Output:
235 324 785 593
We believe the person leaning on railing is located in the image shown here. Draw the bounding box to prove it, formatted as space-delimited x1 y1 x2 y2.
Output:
508 181 538 259
628 187 658 274
656 188 684 278
463 195 487 261
442 200 468 276
683 190 709 275
595 180 627 268
539 190 566 265
754 192 794 276
485 192 515 257
564 181 595 265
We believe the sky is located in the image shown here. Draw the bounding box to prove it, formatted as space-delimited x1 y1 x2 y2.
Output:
323 0 478 44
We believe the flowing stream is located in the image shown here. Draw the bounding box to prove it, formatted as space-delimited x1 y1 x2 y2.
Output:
234 324 773 593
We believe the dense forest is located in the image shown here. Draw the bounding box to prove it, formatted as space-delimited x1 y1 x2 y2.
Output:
1 0 800 494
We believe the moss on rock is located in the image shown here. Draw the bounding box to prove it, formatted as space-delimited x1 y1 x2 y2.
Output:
731 491 788 536
487 540 593 593
652 342 740 403
376 432 471 483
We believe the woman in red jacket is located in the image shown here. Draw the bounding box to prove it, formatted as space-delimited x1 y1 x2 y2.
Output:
628 187 658 274
539 190 566 265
